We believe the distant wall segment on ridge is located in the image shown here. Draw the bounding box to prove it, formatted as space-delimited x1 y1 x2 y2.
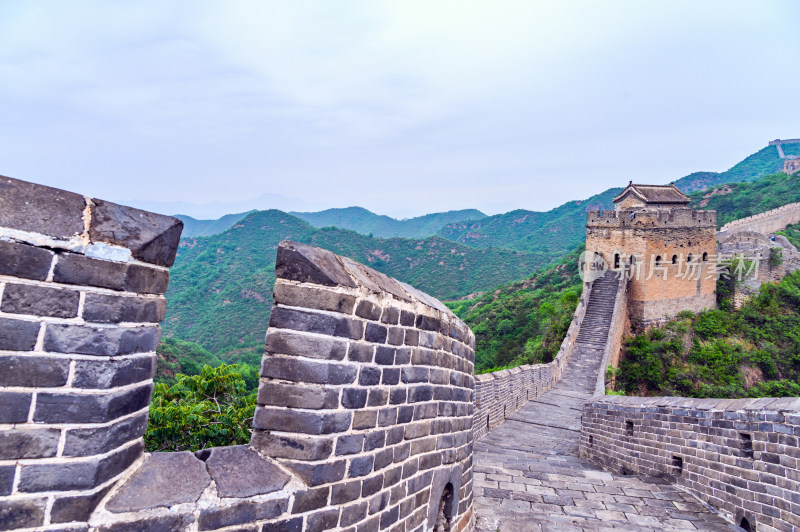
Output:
0 176 182 530
719 202 800 235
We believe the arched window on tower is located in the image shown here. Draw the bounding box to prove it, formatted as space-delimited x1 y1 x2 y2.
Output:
702 252 708 262
687 253 693 263
672 255 678 265
614 254 620 269
655 255 662 265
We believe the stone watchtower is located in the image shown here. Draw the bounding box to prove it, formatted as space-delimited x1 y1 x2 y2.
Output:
586 183 717 323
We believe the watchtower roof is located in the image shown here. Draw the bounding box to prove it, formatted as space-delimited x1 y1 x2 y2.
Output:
613 183 690 207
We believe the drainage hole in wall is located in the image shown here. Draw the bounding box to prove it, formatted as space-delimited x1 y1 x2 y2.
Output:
672 455 683 476
739 516 752 531
740 433 754 459
625 420 634 436
589 435 594 447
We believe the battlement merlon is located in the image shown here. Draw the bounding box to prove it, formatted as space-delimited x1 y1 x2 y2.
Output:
586 208 717 229
769 138 800 145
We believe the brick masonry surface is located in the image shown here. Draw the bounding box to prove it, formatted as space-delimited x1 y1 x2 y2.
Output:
581 396 800 532
0 176 181 531
719 203 800 235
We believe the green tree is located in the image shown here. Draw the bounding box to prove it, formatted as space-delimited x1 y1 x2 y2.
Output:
145 364 256 452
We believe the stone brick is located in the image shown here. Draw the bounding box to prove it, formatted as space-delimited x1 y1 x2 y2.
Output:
401 367 429 384
0 283 80 318
379 408 398 427
355 300 382 321
362 474 384 497
292 486 330 513
273 282 356 314
0 355 69 387
374 448 394 471
393 348 411 366
123 264 170 294
404 329 419 346
18 441 142 493
0 317 40 352
260 357 357 385
88 199 183 267
206 445 290 498
374 346 395 365
50 485 112 524
0 466 14 496
276 241 356 287
397 406 414 424
349 455 375 477
44 324 159 356
82 293 166 324
0 176 86 237
96 515 195 532
257 381 339 410
386 427 404 446
341 501 368 527
390 389 407 405
287 459 347 486
72 355 155 390
348 342 374 362
380 307 400 325
52 253 128 290
250 432 333 461
253 407 351 435
262 517 303 532
0 428 60 460
197 499 288 530
359 366 381 386
342 388 368 409
106 451 210 512
0 497 47 530
380 505 399 529
0 239 53 281
353 410 378 430
266 329 347 360
34 383 153 424
365 431 386 452
369 491 390 515
336 434 365 456
331 480 362 504
386 327 404 346
382 368 400 385
368 389 389 407
365 323 388 343
408 385 434 403
63 412 148 457
269 307 363 340
305 509 340 532
0 392 32 423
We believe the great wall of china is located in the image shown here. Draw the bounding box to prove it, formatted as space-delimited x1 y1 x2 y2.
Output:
2 175 800 531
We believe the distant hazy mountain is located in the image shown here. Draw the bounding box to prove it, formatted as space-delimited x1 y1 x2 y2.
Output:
176 212 254 237
290 206 487 238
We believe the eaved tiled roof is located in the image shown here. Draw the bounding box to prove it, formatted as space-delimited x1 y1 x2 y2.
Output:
613 183 690 205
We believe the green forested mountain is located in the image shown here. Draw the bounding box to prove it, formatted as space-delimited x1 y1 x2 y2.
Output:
175 211 253 237
673 143 798 193
163 209 543 353
437 188 619 257
689 171 800 228
290 206 486 238
448 247 584 373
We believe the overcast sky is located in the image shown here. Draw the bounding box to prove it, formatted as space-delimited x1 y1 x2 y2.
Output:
1 1 799 218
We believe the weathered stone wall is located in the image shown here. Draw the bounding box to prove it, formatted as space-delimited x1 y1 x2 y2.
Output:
0 176 182 530
594 268 629 395
580 396 800 532
473 278 592 440
784 158 800 175
719 202 800 235
586 208 717 323
0 177 477 532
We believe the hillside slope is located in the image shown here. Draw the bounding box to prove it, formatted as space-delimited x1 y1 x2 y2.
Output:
437 188 619 258
290 206 486 238
163 210 543 352
673 143 799 193
176 211 253 237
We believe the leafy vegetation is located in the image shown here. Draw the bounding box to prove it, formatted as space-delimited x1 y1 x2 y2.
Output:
777 222 800 249
448 247 584 373
291 206 487 238
145 364 256 452
689 171 800 228
615 271 800 398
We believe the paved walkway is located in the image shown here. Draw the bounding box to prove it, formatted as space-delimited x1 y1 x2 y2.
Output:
473 341 739 531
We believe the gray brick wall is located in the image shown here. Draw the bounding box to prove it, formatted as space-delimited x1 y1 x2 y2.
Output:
0 176 181 530
580 395 800 532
